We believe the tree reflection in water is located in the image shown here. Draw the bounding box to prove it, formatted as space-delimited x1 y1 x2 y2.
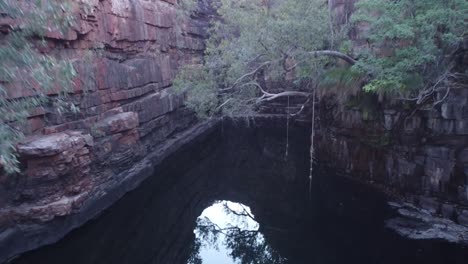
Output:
189 201 286 264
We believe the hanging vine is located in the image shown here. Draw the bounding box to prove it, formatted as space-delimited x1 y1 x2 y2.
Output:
284 96 290 161
309 87 316 201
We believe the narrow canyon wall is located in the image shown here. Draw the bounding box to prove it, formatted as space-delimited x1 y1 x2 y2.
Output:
315 0 468 226
0 0 214 261
315 89 468 224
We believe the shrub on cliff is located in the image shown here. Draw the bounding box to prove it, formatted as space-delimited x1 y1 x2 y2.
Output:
175 0 467 118
0 1 80 174
352 0 468 102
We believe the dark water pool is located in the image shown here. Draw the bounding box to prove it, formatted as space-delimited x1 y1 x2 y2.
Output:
10 119 468 264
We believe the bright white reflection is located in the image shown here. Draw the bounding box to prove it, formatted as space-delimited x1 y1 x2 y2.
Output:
195 201 259 264
200 201 259 230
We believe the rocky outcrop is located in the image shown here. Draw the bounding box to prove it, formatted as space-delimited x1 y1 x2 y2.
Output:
307 0 468 228
14 132 94 204
0 0 466 261
314 87 468 227
0 119 219 263
0 0 214 261
385 201 468 244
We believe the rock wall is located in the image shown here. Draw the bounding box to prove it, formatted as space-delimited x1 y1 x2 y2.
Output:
0 0 214 261
6 118 313 264
0 0 466 260
315 90 468 226
313 0 468 226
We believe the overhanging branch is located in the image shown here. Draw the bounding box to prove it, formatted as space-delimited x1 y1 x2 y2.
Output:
308 50 357 65
220 61 271 92
257 90 310 103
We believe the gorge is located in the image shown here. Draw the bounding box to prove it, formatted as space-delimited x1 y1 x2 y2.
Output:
0 0 467 263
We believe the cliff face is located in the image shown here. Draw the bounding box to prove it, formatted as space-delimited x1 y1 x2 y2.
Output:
315 89 468 225
0 0 214 260
314 0 468 226
0 0 467 261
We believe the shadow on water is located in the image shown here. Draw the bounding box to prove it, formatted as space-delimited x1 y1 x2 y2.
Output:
11 118 468 264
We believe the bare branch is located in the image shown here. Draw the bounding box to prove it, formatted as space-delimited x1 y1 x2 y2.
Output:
220 61 271 92
240 81 268 94
433 87 451 107
215 98 233 111
290 80 313 116
308 50 357 65
257 90 310 103
290 96 311 116
397 70 467 106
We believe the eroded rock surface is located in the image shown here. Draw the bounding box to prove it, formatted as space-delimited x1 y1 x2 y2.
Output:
0 0 214 261
307 0 468 231
314 88 468 230
386 202 468 244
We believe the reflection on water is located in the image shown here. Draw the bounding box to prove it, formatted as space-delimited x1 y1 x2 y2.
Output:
9 120 468 264
190 201 284 264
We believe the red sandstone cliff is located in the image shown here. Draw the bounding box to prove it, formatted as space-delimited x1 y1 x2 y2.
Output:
0 0 215 260
1 0 468 261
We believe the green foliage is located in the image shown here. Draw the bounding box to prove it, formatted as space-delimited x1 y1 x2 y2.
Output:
352 0 468 95
175 0 332 117
0 0 80 174
322 67 363 90
173 65 219 118
176 0 467 117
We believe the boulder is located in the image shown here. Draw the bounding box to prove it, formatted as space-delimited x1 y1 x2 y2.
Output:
94 112 139 135
18 133 76 158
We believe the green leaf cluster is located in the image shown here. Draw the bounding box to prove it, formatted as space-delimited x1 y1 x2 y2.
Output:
351 0 467 95
0 0 80 174
176 0 467 117
175 0 332 117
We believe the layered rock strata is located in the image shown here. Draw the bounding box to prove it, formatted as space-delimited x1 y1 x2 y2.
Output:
0 0 213 261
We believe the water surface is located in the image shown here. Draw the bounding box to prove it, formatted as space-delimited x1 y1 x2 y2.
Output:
11 120 468 264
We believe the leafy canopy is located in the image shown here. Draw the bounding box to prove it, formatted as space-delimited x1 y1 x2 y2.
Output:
175 0 467 117
175 0 334 117
352 0 468 95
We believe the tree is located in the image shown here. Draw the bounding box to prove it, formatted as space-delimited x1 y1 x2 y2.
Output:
0 0 80 174
174 0 467 118
352 0 468 103
174 0 355 118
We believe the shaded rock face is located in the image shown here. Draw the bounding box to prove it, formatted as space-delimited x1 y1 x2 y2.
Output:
314 88 468 227
0 0 466 261
0 120 219 263
329 0 357 26
311 0 468 225
0 0 214 260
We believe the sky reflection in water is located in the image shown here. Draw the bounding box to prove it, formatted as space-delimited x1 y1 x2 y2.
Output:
192 201 263 264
